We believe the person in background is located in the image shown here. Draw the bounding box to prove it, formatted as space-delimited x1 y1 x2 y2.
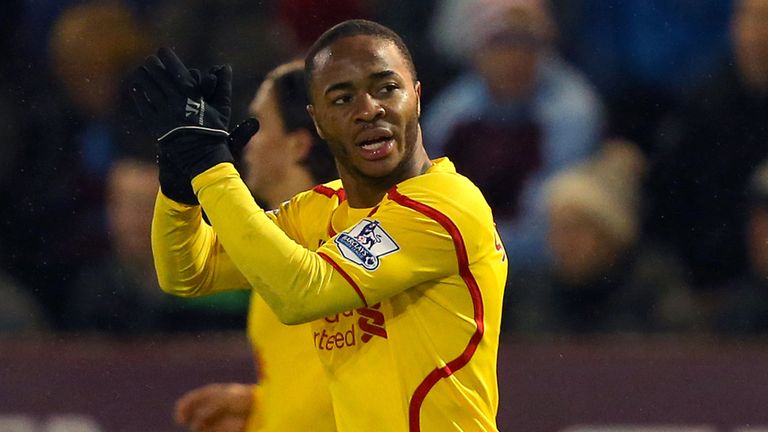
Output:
646 0 768 292
713 160 768 335
551 0 732 152
8 0 152 327
172 61 337 432
0 271 48 334
423 0 603 272
63 155 250 334
505 141 701 335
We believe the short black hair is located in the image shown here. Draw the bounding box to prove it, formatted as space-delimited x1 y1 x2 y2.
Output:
268 61 337 184
304 19 417 101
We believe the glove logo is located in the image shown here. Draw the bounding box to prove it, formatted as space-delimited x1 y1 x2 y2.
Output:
184 98 205 125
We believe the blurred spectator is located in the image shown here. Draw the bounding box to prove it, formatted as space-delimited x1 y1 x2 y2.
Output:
550 0 732 151
645 0 768 290
713 160 768 335
0 1 69 326
62 157 249 334
0 271 48 334
2 0 152 327
505 141 701 335
423 0 604 271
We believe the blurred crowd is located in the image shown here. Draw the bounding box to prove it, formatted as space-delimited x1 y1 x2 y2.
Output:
2 0 768 339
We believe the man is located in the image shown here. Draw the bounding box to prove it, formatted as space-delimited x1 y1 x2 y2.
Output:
646 0 768 289
170 61 337 432
132 19 506 431
425 0 603 271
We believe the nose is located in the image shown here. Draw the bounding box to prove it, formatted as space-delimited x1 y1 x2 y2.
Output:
354 93 385 123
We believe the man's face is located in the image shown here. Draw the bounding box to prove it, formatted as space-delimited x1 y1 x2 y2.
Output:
107 160 158 263
733 0 768 88
307 35 422 182
475 43 538 100
473 7 548 100
243 80 292 194
548 204 619 284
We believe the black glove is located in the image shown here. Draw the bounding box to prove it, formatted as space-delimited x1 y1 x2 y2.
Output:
130 47 233 179
156 151 198 204
150 118 260 205
227 118 260 164
149 68 222 205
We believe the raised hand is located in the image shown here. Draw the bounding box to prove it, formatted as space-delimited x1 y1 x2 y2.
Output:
130 47 235 181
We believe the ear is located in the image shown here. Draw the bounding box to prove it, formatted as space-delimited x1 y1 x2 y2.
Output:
414 81 422 118
307 104 326 140
288 128 313 163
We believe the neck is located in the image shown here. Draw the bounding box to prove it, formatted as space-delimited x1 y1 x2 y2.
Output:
342 146 432 208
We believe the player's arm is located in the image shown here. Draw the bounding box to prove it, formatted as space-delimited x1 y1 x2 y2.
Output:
189 164 362 324
192 164 460 323
152 191 254 297
132 49 459 322
151 184 309 299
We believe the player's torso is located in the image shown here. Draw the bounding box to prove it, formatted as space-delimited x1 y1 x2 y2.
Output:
294 168 507 431
247 296 335 432
247 190 342 432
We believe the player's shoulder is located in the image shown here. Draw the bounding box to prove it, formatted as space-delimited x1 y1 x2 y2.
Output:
394 158 489 206
388 158 493 221
289 179 345 205
271 180 344 218
309 179 345 200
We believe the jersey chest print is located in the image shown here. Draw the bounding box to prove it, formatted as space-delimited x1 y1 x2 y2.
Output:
315 303 388 352
334 219 400 270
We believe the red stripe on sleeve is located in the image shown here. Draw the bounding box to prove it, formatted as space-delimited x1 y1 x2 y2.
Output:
318 251 368 307
387 187 485 432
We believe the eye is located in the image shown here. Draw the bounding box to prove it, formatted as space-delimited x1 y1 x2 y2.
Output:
378 83 399 95
332 94 353 105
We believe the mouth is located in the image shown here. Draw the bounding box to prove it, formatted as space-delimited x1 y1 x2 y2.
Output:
355 130 395 160
358 136 391 150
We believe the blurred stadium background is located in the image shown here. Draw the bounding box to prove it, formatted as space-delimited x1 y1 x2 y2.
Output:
3 0 768 430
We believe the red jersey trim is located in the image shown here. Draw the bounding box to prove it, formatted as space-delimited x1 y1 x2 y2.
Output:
318 251 369 307
387 187 485 432
314 185 345 238
312 184 346 202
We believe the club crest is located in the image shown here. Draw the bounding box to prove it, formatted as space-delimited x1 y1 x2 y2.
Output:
335 219 399 270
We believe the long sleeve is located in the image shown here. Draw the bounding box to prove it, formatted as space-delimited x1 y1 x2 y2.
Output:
188 163 364 324
151 191 250 296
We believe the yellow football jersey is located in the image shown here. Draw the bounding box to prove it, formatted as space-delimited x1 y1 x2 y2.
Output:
153 157 507 431
153 204 335 432
246 296 335 432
